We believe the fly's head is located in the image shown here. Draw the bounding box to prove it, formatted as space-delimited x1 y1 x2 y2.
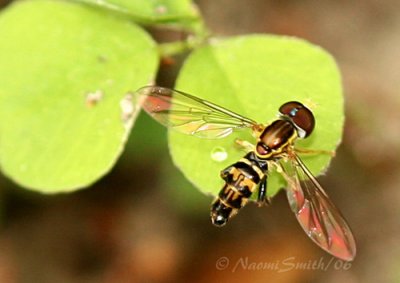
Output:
279 101 315 139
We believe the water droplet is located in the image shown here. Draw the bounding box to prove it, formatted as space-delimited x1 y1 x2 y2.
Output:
211 147 228 162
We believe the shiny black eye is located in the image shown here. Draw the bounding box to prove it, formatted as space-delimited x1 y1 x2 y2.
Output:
279 101 315 138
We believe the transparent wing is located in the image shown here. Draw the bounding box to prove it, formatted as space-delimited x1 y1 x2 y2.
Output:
280 153 356 261
135 86 260 139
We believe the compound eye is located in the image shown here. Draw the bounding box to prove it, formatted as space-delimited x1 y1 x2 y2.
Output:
279 101 315 138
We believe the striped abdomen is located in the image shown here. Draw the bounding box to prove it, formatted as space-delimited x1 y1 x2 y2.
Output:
211 156 265 226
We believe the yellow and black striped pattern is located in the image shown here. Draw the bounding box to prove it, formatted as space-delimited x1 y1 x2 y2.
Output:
211 118 299 227
211 156 266 226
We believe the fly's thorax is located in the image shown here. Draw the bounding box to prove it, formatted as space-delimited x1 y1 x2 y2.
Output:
255 120 297 159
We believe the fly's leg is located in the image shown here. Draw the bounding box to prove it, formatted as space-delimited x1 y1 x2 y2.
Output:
295 147 335 157
257 176 270 207
234 139 254 152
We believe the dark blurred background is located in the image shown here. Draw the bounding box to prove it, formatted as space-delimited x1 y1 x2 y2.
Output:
1 0 399 282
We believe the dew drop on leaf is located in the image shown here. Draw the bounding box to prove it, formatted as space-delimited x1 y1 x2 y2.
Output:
211 146 228 162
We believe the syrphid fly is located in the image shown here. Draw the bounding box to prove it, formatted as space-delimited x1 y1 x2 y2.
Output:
135 86 356 261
